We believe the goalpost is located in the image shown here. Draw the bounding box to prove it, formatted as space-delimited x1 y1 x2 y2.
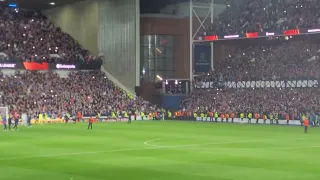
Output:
0 107 9 125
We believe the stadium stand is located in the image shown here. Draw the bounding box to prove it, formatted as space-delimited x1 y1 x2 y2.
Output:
215 38 320 82
0 71 156 117
187 36 320 119
0 6 152 119
201 0 320 36
193 35 320 84
0 7 101 63
181 88 320 120
182 0 320 120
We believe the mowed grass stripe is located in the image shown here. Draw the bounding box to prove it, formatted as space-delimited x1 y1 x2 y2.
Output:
0 121 319 180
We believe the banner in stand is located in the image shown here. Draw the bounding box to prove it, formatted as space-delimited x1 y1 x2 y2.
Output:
202 28 320 41
194 44 211 73
0 61 102 70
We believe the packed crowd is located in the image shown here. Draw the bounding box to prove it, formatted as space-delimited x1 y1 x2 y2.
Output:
192 35 320 84
187 1 320 119
201 0 320 36
0 71 156 117
0 7 100 63
214 38 320 81
181 88 320 119
190 37 320 118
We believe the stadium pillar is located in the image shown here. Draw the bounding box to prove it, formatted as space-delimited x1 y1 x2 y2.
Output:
210 1 214 70
189 0 215 92
211 43 214 70
135 0 140 87
189 0 193 92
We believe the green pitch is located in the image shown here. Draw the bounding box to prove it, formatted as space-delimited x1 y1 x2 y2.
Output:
0 121 319 180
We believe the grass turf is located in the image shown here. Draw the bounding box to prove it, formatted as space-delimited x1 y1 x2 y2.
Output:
0 121 319 180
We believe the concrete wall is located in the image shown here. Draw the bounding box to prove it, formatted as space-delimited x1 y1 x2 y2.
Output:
44 0 99 55
44 0 139 94
99 0 139 93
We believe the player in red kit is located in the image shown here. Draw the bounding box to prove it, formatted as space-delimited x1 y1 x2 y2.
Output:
304 118 309 133
87 116 94 130
13 111 19 131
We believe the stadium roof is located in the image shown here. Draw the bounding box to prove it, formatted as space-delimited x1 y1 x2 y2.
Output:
1 0 243 11
141 0 243 14
0 0 84 9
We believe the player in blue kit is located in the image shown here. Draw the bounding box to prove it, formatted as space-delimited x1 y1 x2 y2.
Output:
1 113 7 131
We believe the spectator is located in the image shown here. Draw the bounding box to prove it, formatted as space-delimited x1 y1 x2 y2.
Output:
0 71 156 117
182 88 320 119
0 7 100 63
195 35 320 83
198 0 320 38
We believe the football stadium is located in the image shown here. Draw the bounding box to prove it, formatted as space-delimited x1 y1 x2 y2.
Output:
0 0 320 179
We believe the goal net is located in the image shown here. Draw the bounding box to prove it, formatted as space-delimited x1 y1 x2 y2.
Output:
0 107 9 124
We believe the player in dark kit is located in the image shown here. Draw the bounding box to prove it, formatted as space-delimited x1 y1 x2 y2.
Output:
1 114 7 131
64 114 69 124
8 114 12 130
87 117 93 130
128 111 132 124
13 118 19 130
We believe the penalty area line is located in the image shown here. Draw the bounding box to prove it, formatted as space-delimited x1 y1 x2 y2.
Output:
0 146 164 161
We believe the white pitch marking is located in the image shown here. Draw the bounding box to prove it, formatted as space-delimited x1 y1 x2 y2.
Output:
0 137 313 161
143 137 310 149
177 145 320 152
0 146 164 161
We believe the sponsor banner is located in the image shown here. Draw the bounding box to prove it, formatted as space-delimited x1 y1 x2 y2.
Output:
23 62 49 70
196 117 302 126
134 116 150 120
172 118 196 121
51 63 78 70
224 34 240 39
0 63 19 69
25 117 129 124
100 118 128 122
1 116 145 125
202 28 320 41
0 62 49 70
194 45 211 73
0 61 100 71
195 80 318 89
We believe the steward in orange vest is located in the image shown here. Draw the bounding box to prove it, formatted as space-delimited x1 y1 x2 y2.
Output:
263 114 267 124
255 113 260 124
225 113 229 123
209 112 213 122
230 113 235 123
77 111 82 123
175 111 180 120
220 113 225 122
286 114 290 124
